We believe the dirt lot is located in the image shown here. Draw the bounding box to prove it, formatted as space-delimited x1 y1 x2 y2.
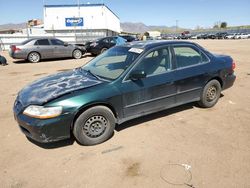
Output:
0 40 250 188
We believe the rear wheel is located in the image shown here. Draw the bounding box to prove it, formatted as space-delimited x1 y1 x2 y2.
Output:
100 48 108 54
198 80 221 108
73 49 82 59
28 52 40 63
73 106 116 146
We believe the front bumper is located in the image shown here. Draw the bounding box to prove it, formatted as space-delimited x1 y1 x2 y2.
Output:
14 111 73 143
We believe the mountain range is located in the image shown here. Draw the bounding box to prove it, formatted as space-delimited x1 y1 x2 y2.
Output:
0 23 27 30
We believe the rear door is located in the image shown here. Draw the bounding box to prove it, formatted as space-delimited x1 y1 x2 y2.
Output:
34 39 54 59
172 44 211 104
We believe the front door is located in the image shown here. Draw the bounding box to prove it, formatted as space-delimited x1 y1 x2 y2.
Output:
120 46 177 119
50 39 72 58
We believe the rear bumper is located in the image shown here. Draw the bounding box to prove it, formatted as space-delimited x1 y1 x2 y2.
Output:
223 74 236 90
9 51 26 59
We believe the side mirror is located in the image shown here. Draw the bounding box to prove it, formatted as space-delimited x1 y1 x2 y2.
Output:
129 70 146 80
64 42 69 46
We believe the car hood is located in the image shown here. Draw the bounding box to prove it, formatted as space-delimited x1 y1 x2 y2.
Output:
17 68 103 107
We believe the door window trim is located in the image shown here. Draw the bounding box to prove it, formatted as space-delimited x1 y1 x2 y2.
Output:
123 45 173 83
171 44 210 70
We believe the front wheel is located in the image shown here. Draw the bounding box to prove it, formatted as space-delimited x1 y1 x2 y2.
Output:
198 80 221 108
73 106 116 146
72 49 82 59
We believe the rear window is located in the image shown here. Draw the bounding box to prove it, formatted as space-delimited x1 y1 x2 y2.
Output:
174 46 202 68
35 39 50 46
21 39 34 45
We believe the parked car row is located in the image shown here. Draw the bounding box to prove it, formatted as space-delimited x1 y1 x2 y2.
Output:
224 33 250 39
162 32 250 40
9 35 138 63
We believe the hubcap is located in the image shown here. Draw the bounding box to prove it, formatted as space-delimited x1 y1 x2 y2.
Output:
83 116 107 138
30 53 39 62
74 50 81 58
206 86 217 102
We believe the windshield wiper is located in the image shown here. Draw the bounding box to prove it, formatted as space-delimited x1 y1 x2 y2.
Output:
84 69 100 80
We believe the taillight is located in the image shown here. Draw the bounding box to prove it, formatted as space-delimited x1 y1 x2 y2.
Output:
232 60 236 70
11 45 21 52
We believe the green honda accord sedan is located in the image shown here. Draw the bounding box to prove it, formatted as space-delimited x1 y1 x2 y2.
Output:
13 41 236 145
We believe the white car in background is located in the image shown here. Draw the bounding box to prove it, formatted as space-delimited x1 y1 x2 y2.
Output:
233 33 242 39
240 33 250 39
225 33 236 39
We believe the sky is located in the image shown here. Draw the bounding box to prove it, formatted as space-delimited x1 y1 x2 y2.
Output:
0 0 250 29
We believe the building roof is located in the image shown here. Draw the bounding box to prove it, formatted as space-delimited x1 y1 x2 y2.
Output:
44 4 119 19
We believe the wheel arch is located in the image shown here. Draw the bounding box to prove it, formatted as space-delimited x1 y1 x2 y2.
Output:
70 102 118 130
207 76 223 88
27 51 41 60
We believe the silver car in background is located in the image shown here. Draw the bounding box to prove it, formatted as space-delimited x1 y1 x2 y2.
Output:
9 38 86 63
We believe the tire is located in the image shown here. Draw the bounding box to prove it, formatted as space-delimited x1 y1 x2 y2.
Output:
28 52 40 63
73 106 116 146
198 80 221 108
100 48 108 54
72 49 82 59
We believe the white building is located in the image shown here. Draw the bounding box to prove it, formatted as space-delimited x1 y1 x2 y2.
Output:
43 4 120 41
145 31 161 39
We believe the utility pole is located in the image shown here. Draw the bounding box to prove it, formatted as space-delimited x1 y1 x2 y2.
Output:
175 20 179 32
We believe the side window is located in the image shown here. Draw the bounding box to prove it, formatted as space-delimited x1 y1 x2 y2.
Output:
133 47 171 76
110 38 116 44
102 39 109 43
51 39 64 45
36 39 50 46
174 46 202 68
200 52 209 63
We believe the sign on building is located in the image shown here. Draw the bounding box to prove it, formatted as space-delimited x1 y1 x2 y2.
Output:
65 17 84 27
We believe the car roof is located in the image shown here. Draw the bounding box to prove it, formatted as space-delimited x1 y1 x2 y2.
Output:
25 37 60 41
122 40 198 50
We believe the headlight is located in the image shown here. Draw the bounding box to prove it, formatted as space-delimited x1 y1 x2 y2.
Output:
23 105 63 119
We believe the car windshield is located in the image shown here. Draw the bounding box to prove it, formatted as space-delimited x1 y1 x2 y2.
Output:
82 46 141 80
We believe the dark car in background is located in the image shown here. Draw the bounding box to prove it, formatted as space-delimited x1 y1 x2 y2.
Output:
207 33 216 39
13 40 236 146
216 32 228 39
9 38 85 63
198 34 209 39
119 35 137 42
86 36 126 55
